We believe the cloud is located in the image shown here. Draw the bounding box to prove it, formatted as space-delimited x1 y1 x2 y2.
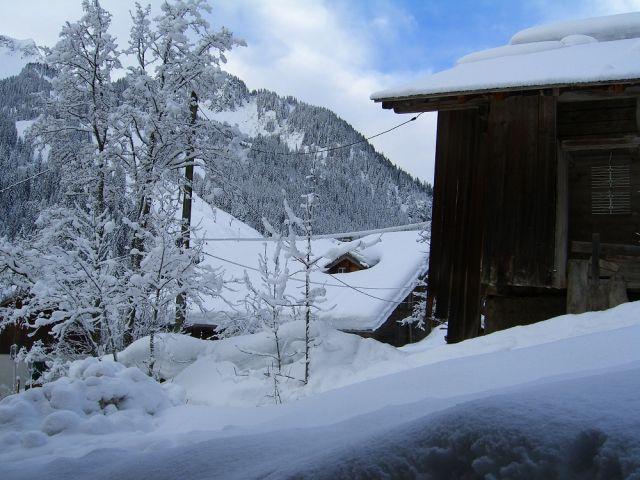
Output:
5 1 639 183
0 0 437 182
213 0 436 181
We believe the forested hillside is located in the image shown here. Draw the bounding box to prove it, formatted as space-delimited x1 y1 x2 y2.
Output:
0 40 431 238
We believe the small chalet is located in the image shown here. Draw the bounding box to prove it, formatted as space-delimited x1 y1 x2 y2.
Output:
372 13 640 343
191 200 430 346
323 252 370 274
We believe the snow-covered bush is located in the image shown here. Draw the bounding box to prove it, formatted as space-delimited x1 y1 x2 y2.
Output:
0 357 184 450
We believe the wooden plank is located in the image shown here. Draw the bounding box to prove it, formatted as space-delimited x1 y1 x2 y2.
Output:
553 146 569 288
561 135 640 151
592 233 601 280
427 109 485 343
567 259 589 314
374 80 640 106
558 98 638 139
571 241 640 256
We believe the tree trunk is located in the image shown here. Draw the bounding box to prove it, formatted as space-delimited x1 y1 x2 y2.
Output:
175 91 198 330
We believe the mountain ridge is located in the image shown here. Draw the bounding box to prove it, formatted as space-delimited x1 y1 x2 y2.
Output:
0 36 431 238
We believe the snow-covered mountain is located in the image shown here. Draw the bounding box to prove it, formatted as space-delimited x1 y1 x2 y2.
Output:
0 38 431 238
197 72 431 234
0 36 42 80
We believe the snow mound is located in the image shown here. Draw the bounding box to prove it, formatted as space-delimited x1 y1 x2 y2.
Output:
172 321 407 406
118 333 212 380
0 358 184 451
0 35 42 80
510 12 640 44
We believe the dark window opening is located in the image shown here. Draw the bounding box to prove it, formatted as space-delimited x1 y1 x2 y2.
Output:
591 163 631 215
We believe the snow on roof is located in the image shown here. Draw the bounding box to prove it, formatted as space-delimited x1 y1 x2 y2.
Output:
190 196 428 331
320 236 382 269
0 35 42 80
371 12 640 101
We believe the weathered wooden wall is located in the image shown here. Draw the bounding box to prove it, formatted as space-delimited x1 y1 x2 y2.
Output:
429 95 558 342
429 108 487 343
482 95 558 290
384 86 640 342
326 257 365 274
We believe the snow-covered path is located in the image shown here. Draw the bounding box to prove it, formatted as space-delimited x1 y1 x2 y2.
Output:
2 305 640 479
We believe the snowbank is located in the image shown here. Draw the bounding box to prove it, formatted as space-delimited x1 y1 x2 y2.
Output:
0 357 184 453
2 302 640 477
172 321 406 406
117 333 211 380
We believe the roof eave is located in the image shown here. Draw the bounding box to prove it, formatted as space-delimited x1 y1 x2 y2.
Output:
374 78 640 113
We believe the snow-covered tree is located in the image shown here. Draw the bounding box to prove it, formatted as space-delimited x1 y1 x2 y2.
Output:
400 225 431 332
33 0 121 218
0 0 128 363
0 204 126 361
126 183 222 377
242 240 291 395
283 177 326 385
115 1 243 334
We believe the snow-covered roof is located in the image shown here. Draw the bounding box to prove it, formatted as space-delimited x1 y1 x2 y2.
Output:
320 236 382 270
189 196 428 332
371 13 640 101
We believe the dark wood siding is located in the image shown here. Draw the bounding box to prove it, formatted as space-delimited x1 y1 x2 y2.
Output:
558 98 638 139
429 108 487 343
482 95 558 289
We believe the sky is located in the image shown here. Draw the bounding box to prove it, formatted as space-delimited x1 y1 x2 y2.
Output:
1 0 640 182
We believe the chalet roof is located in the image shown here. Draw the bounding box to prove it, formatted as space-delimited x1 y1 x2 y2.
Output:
371 13 640 102
320 236 381 270
189 196 428 332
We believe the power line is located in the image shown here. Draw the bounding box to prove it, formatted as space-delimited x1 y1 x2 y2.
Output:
0 168 53 195
246 113 424 157
326 271 407 304
199 108 424 158
201 221 428 242
201 250 422 305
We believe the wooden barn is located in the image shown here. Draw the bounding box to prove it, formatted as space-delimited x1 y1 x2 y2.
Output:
372 13 640 343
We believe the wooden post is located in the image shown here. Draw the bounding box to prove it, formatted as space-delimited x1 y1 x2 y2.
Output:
567 259 589 314
591 233 600 282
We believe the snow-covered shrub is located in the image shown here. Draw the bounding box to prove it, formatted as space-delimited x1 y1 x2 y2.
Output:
0 357 184 450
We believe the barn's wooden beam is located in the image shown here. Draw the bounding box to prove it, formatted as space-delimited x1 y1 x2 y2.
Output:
560 135 640 151
571 241 640 257
388 96 488 113
376 81 640 113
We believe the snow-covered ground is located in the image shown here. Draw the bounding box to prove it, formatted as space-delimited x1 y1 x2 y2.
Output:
2 302 640 478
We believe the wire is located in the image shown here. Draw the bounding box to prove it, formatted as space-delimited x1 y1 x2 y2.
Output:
199 108 424 158
247 113 424 157
0 168 53 195
327 272 408 304
201 250 421 302
200 221 427 242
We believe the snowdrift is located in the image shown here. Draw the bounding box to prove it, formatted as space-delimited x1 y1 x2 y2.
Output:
2 301 640 479
0 358 184 453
